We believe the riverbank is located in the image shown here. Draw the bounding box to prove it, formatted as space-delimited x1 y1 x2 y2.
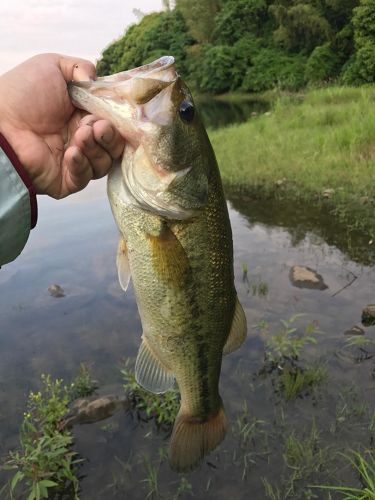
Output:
210 86 375 243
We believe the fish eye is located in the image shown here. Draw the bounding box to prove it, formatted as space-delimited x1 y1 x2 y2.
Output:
179 100 195 122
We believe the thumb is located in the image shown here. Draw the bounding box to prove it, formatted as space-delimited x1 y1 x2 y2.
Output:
58 55 96 83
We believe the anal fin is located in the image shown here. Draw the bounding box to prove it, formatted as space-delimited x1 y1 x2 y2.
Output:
135 337 175 394
116 237 131 292
223 296 247 355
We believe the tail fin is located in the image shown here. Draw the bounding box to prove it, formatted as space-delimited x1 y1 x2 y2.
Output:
169 401 227 472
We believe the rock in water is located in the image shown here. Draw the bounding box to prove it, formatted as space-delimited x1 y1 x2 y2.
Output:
289 266 328 290
343 325 365 336
48 284 65 298
362 304 375 326
62 395 129 428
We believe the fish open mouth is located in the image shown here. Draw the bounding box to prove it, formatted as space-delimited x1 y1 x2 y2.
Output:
96 56 177 83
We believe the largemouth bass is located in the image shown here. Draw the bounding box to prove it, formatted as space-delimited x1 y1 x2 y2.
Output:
68 56 247 471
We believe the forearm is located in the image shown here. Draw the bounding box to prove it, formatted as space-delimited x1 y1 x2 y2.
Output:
0 133 37 266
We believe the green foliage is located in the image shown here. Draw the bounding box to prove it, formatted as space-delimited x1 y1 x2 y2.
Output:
198 45 235 93
316 451 375 498
69 363 98 400
262 314 321 364
305 43 342 83
344 0 375 84
95 0 366 91
2 375 81 500
97 11 193 77
175 0 220 43
242 48 307 91
270 2 332 53
276 363 327 400
121 360 180 427
213 0 268 45
210 86 375 244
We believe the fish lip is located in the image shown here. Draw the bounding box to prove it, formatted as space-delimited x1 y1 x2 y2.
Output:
109 56 176 80
70 56 176 88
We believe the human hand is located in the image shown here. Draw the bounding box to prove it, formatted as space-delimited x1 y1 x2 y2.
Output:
0 53 124 199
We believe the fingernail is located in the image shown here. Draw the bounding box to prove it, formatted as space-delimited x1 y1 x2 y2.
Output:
101 127 114 144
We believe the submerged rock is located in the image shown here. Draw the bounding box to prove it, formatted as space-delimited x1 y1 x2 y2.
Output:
344 325 365 336
48 284 65 298
61 395 129 428
362 304 375 326
289 266 328 290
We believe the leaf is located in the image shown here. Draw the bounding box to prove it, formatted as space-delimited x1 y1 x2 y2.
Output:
10 470 24 492
39 479 58 488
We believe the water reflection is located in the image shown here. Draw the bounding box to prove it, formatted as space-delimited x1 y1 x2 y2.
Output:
226 187 375 266
196 96 270 129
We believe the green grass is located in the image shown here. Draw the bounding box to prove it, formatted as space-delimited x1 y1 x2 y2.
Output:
315 451 375 499
210 86 375 239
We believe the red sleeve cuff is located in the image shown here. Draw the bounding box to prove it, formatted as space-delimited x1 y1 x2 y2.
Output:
0 132 38 229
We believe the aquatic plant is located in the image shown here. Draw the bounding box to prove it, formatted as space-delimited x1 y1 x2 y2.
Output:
258 314 322 365
121 360 180 428
2 374 81 500
314 450 375 499
141 456 160 500
275 363 327 400
68 363 98 400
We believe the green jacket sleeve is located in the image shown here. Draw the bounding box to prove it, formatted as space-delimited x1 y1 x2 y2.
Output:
0 133 38 266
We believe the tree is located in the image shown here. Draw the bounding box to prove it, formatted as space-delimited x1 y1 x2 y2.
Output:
175 0 220 43
270 2 332 53
347 0 375 82
213 0 268 45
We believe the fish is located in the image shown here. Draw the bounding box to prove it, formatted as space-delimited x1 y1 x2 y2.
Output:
68 56 247 471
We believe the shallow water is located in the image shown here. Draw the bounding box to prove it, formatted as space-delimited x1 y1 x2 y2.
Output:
0 177 374 499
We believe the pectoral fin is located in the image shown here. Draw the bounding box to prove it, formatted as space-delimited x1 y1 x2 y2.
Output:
135 337 175 394
116 237 131 292
223 297 247 355
147 225 190 286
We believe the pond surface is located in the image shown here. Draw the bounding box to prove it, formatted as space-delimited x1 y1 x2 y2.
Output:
196 96 270 129
0 164 374 497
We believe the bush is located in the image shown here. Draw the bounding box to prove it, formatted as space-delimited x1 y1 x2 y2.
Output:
242 48 306 92
305 43 342 83
198 45 235 93
213 0 268 45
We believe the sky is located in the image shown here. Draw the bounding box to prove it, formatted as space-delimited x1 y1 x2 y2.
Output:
0 0 165 74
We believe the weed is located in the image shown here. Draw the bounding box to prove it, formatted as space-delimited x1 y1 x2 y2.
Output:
251 281 269 297
262 477 283 500
264 314 321 365
343 336 375 362
275 363 327 400
314 450 375 499
232 401 269 480
331 385 369 433
121 360 180 428
141 457 159 500
2 374 81 500
282 423 330 497
173 476 194 499
69 363 98 399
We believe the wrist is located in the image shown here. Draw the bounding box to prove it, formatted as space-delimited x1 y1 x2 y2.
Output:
0 131 38 228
